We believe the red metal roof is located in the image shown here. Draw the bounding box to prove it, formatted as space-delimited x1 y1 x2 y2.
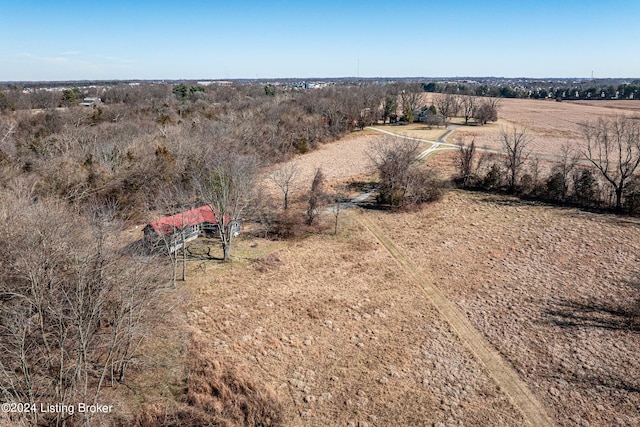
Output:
148 205 218 236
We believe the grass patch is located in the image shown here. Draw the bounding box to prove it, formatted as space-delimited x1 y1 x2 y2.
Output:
371 124 447 141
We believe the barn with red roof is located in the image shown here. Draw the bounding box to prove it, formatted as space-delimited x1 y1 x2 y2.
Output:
143 205 239 253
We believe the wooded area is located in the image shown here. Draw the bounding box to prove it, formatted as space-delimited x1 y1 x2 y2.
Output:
0 81 395 426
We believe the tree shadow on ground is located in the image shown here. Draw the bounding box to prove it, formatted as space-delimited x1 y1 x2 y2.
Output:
470 189 640 224
476 194 543 207
542 287 640 332
542 366 640 395
356 201 394 211
541 281 640 396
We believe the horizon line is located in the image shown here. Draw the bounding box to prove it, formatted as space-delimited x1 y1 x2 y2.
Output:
2 76 640 85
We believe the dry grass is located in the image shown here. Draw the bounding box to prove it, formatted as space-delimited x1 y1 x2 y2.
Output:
171 187 640 426
134 332 284 427
259 132 382 199
372 190 640 426
569 99 640 112
370 123 448 141
125 101 640 425
450 98 640 157
179 213 525 426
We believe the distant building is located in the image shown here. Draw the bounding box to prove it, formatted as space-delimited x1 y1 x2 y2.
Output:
81 97 102 107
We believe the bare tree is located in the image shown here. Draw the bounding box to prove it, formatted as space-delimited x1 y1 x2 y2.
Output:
500 125 532 192
456 138 478 187
381 86 398 124
307 168 325 225
1 121 14 144
369 137 442 207
460 95 477 125
581 116 640 210
369 138 419 206
197 152 258 262
399 86 423 123
471 97 500 126
0 120 15 165
435 93 460 124
546 142 580 201
153 189 195 286
0 193 165 426
270 161 298 211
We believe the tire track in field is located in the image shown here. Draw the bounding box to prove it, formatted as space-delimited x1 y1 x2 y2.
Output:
358 214 555 427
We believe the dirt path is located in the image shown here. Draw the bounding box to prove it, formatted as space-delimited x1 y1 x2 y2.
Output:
367 125 596 166
357 213 556 427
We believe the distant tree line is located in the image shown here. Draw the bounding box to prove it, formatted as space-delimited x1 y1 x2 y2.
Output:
424 81 640 101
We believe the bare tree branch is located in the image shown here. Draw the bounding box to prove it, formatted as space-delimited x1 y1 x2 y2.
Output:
270 161 298 211
500 125 532 192
581 116 640 210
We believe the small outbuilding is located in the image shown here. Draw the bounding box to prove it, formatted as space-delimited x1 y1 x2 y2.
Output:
143 205 239 253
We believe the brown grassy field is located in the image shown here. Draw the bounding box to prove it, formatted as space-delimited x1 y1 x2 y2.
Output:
369 191 640 426
394 94 640 158
369 123 447 142
172 190 640 426
132 98 640 426
448 98 640 157
179 215 527 427
259 129 382 198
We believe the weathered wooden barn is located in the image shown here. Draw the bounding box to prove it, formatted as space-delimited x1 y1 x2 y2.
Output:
143 205 239 253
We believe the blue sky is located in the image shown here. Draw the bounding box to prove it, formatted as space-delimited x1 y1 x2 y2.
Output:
1 0 639 81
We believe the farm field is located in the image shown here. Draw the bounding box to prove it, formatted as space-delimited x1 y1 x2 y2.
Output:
259 129 380 197
426 95 640 158
178 189 640 426
367 123 448 142
181 211 527 427
371 191 640 426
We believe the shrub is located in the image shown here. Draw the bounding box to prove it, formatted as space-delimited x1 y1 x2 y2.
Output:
370 138 446 208
405 168 446 205
272 210 309 239
623 175 640 214
482 163 503 190
134 334 283 427
572 169 600 206
518 173 536 196
545 172 567 201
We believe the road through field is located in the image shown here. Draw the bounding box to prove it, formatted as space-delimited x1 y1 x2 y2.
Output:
366 125 596 166
357 213 556 427
366 125 497 161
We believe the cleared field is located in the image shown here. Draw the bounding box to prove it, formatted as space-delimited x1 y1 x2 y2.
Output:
449 98 640 157
570 99 640 112
259 130 381 198
370 191 640 426
178 188 640 426
181 215 526 427
369 123 447 142
261 98 640 196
